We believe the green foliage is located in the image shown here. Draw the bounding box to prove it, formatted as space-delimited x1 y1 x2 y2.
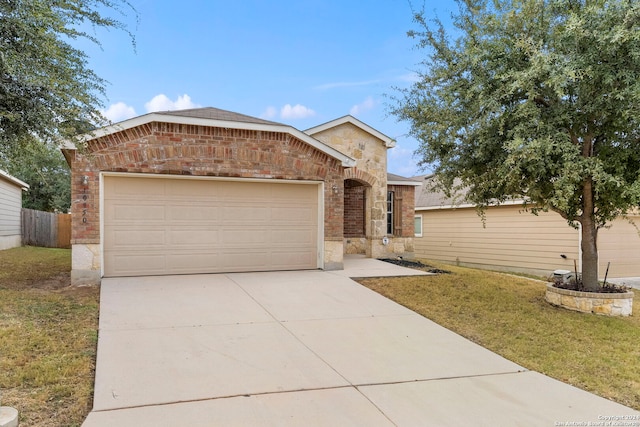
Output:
0 0 137 148
393 0 640 224
392 0 640 289
0 138 70 212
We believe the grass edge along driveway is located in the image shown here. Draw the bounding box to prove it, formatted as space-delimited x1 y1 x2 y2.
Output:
357 260 640 411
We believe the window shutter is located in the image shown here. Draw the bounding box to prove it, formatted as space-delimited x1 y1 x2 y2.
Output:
393 192 402 236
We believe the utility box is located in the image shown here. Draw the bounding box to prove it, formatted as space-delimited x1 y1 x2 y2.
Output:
553 269 575 284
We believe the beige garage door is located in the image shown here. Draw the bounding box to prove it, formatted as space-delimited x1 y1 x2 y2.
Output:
103 176 320 277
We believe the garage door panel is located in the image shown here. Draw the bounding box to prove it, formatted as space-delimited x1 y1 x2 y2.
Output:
103 176 320 277
221 206 270 222
277 229 317 245
222 229 269 246
272 183 316 199
169 229 221 246
168 205 220 222
107 203 167 221
221 251 270 270
269 249 317 269
166 179 221 199
167 253 220 273
105 178 166 198
107 229 167 247
106 253 167 276
270 206 316 223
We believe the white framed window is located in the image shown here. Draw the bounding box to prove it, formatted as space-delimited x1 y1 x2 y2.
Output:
414 214 423 237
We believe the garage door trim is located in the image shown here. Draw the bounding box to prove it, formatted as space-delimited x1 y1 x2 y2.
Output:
100 172 325 277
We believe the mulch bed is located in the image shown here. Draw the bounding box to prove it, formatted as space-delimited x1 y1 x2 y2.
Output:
552 281 629 293
378 258 451 274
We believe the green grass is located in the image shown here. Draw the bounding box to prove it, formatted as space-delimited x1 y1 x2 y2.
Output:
0 247 99 427
358 260 640 410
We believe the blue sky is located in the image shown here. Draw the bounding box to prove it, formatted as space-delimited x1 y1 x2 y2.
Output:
80 0 455 177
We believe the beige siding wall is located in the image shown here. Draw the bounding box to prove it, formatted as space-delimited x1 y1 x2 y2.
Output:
598 215 640 278
415 205 579 276
0 178 22 249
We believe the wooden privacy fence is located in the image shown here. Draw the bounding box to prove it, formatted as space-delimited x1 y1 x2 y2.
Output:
21 209 71 249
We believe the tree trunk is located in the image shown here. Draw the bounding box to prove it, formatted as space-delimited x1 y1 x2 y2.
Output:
580 176 599 291
580 217 599 291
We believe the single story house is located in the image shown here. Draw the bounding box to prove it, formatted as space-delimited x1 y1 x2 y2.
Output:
0 169 29 250
63 107 419 285
414 174 640 279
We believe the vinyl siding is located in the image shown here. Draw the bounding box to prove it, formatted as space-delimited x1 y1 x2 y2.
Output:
598 215 640 278
414 205 579 276
0 178 22 237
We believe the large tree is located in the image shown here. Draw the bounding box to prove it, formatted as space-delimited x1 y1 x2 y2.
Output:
392 0 640 291
0 0 136 148
0 136 71 212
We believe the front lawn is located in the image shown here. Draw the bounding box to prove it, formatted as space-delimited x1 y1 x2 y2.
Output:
0 246 99 427
357 260 640 410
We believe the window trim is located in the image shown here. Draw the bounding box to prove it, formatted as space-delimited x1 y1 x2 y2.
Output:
414 214 423 238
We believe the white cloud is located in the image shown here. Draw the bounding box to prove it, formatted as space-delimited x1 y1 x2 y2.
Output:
314 79 381 91
102 102 137 123
144 94 201 113
280 104 316 120
261 106 278 119
349 96 377 116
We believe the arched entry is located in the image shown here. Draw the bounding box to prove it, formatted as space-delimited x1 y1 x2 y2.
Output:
344 178 371 254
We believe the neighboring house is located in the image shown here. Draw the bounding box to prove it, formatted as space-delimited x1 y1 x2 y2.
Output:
0 169 29 250
62 107 419 285
414 174 640 279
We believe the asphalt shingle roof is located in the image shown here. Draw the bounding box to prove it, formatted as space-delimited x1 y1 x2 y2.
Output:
158 107 284 126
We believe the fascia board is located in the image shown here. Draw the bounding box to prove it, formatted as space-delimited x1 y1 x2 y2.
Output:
388 180 422 186
415 199 527 211
305 115 396 148
0 169 29 190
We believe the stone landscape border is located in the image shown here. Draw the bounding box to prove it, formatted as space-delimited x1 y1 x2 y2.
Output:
545 283 634 317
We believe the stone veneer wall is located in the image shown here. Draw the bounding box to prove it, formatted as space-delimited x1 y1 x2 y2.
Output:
309 122 417 259
309 123 388 240
545 284 634 316
67 121 346 284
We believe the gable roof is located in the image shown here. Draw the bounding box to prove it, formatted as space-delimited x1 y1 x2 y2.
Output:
414 174 527 210
387 173 421 186
413 175 467 209
304 115 396 148
158 107 284 126
66 107 356 167
0 169 29 190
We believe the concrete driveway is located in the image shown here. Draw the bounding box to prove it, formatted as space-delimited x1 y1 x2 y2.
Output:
83 257 638 426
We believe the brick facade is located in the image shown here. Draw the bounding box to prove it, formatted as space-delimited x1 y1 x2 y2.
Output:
68 122 345 246
344 181 366 237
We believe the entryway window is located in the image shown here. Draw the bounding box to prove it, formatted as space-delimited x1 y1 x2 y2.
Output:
387 191 394 235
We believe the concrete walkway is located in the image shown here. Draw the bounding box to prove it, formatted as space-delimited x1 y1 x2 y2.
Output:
609 277 640 290
83 257 638 426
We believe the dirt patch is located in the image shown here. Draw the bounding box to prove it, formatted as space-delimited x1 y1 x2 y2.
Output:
378 258 451 274
0 271 73 291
